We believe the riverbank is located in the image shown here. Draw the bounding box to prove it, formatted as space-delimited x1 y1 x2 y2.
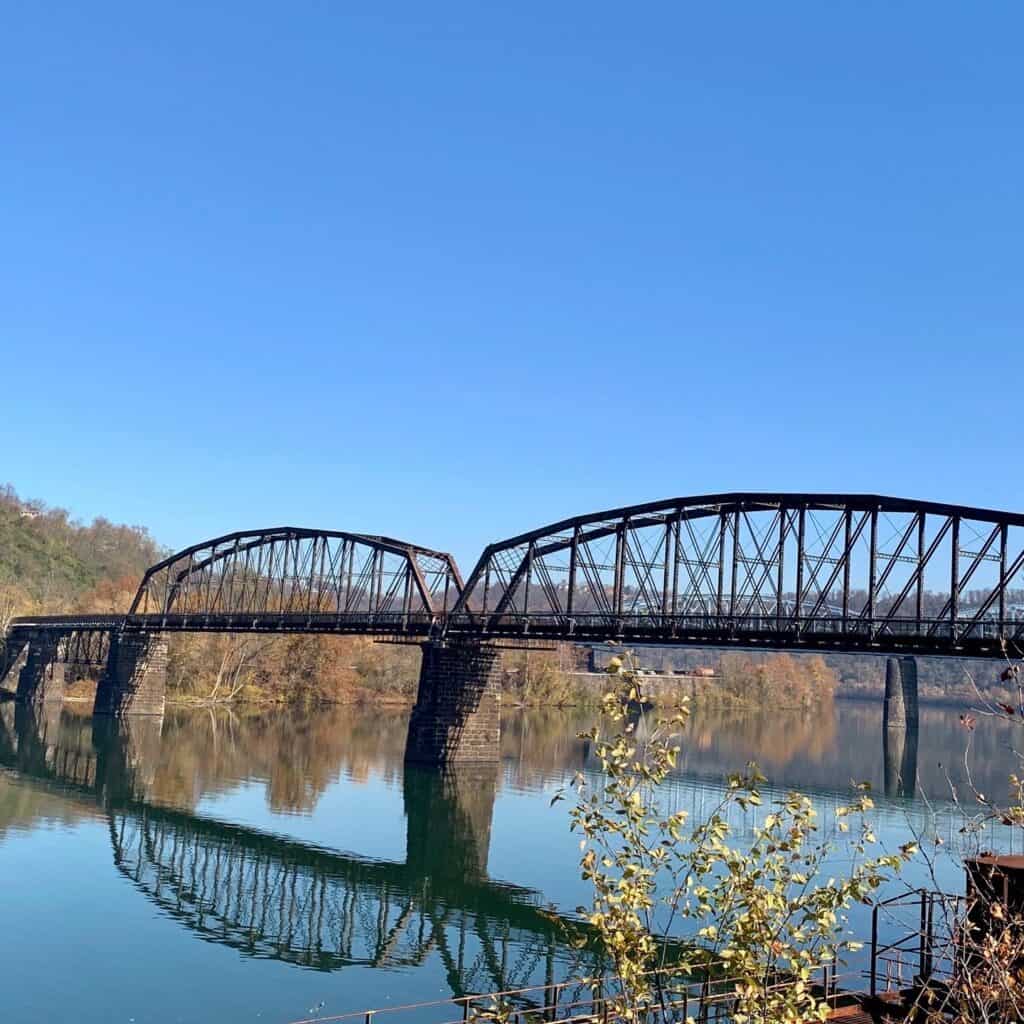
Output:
31 668 983 714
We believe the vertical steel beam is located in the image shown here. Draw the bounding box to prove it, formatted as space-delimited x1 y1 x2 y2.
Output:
481 561 492 617
566 527 579 620
1000 522 1008 635
366 547 377 615
278 537 289 612
402 565 412 628
729 506 740 620
316 537 328 611
794 506 806 623
717 511 728 619
950 515 960 637
614 522 626 621
662 519 672 623
377 548 386 615
776 506 787 631
842 508 852 630
916 514 926 633
202 548 215 611
291 535 302 612
332 540 346 613
307 537 320 614
867 507 878 625
260 541 274 613
671 509 681 619
343 540 355 612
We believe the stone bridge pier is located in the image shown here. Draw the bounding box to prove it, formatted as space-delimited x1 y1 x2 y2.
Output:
94 633 168 717
15 632 67 708
882 655 919 798
404 640 502 764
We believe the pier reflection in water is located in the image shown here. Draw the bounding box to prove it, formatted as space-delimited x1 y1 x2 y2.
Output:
0 698 1020 1024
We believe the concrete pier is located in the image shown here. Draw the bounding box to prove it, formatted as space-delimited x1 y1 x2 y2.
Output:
404 641 502 764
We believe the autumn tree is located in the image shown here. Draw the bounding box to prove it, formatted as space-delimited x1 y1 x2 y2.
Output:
561 654 913 1024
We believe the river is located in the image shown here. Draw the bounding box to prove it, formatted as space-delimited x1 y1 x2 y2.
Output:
0 698 1019 1023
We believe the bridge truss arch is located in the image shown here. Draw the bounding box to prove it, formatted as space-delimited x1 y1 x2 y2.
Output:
129 527 464 630
447 493 1024 656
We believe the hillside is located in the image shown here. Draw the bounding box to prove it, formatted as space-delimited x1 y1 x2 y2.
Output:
0 483 165 618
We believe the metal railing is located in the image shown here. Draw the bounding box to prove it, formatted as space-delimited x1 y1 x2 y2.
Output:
288 959 859 1024
444 610 1023 643
869 889 965 998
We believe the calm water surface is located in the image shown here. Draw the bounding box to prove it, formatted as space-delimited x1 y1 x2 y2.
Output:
0 698 1019 1023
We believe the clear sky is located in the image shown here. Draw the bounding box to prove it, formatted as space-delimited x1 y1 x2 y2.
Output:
2 3 1021 569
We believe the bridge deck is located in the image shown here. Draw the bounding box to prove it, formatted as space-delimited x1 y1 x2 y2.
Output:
5 610 1017 658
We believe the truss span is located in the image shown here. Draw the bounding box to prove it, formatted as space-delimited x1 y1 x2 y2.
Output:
128 527 464 628
445 493 1024 656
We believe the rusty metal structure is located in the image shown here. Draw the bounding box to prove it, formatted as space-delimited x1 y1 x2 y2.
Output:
7 494 1024 658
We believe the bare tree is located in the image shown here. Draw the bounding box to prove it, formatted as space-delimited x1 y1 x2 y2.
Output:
205 637 271 703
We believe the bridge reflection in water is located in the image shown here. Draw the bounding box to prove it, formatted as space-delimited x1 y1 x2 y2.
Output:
0 702 600 997
1 698 1006 1013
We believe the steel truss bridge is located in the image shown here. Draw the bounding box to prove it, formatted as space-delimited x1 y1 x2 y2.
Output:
8 493 1024 660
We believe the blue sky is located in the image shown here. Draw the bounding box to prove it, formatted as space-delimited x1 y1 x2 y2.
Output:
2 3 1021 569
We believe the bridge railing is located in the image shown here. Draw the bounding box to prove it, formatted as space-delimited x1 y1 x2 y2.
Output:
288 958 856 1024
122 611 443 633
10 608 1022 652
443 611 1021 647
868 889 966 999
8 611 444 636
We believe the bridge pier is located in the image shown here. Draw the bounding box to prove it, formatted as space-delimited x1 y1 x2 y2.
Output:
883 656 919 798
15 633 66 708
94 633 168 717
883 656 919 730
405 640 502 764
